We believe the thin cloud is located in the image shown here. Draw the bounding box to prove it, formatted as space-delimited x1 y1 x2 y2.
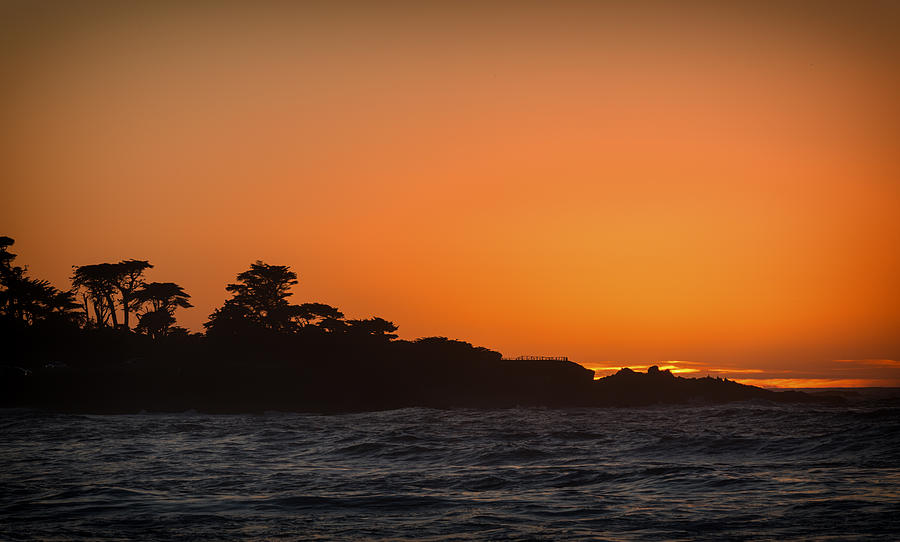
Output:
835 359 900 368
736 378 897 389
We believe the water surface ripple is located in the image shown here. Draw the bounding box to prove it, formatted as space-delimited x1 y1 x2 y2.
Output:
2 404 899 540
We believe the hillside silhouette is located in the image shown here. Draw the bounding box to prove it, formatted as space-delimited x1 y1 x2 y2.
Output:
1 236 840 413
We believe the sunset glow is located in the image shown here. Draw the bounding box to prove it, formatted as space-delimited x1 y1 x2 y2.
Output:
3 2 899 386
588 359 900 388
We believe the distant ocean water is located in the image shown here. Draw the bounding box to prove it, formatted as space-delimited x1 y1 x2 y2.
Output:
2 402 899 541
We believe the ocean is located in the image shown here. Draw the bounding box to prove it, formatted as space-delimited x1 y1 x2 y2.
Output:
2 402 899 540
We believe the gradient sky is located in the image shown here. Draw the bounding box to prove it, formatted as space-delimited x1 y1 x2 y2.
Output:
3 1 899 387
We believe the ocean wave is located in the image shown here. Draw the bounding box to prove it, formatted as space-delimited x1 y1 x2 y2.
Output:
2 404 899 540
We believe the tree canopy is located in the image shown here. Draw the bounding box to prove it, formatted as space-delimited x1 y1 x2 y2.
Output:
347 317 398 340
7 241 402 349
133 282 192 339
1 237 80 326
72 260 152 329
297 302 344 326
205 261 300 336
204 261 398 342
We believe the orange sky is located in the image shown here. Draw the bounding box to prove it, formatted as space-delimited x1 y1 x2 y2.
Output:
3 2 899 387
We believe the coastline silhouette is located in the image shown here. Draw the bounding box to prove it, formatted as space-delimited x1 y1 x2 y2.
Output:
1 236 842 413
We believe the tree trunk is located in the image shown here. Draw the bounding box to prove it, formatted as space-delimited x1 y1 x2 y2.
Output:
122 293 130 329
92 297 105 327
105 294 119 327
80 293 92 326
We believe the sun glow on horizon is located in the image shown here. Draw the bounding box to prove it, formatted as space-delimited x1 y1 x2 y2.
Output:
735 379 898 389
588 363 701 378
584 359 900 388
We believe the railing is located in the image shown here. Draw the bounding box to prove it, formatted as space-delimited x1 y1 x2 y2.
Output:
503 355 569 362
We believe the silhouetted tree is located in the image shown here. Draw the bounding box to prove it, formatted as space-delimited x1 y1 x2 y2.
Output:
0 236 14 270
2 274 74 324
72 259 152 329
204 301 258 338
133 282 192 339
411 336 502 362
297 302 344 327
45 288 81 323
135 309 175 339
0 236 18 317
1 236 80 325
318 316 348 334
114 259 152 329
134 282 192 313
72 263 118 327
205 261 301 335
347 317 398 340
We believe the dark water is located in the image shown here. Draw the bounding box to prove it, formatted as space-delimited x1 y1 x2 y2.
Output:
2 403 899 541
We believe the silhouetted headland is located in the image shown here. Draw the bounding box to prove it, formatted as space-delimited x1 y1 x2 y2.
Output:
0 236 842 413
1 343 840 413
